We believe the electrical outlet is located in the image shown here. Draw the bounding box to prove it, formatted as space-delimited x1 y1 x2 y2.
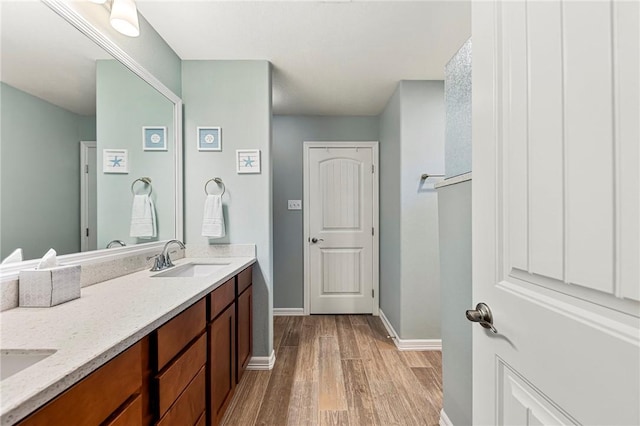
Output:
288 200 302 210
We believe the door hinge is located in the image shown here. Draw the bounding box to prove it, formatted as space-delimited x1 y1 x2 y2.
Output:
372 227 375 236
372 164 375 173
85 164 89 173
372 289 374 298
86 228 89 237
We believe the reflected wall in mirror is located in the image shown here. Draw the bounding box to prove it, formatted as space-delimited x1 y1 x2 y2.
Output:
0 1 178 262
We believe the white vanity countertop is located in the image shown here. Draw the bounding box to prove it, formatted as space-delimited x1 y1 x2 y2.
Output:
0 256 256 425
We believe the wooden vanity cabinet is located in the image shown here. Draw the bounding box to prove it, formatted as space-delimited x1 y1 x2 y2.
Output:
18 341 143 426
16 264 254 426
152 299 206 426
207 278 236 426
236 267 253 383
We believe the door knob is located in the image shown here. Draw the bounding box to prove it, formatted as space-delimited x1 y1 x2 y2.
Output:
311 237 324 243
466 302 498 334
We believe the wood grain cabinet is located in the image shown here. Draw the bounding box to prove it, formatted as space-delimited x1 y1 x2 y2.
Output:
17 265 254 426
236 267 252 383
207 279 236 426
18 341 143 426
153 299 206 425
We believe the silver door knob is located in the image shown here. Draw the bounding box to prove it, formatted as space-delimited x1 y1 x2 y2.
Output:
466 302 498 334
311 237 324 243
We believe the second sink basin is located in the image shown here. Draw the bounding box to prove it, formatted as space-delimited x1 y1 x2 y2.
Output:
152 262 231 278
1 349 56 381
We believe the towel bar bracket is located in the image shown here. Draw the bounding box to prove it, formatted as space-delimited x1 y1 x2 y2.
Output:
131 177 152 195
205 177 226 197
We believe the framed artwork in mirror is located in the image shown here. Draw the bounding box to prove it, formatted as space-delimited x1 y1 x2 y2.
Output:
197 126 221 151
103 149 129 173
142 126 167 151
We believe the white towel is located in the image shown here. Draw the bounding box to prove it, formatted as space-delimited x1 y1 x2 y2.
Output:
1 248 23 265
36 248 57 270
129 195 157 238
202 194 225 238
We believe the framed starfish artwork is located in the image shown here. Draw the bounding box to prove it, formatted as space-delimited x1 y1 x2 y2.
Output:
236 149 261 174
103 149 129 173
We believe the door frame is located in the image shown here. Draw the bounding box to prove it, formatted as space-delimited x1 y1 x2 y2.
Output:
80 141 96 252
303 141 380 316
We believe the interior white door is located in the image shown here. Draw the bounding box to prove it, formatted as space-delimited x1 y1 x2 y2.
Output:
305 143 378 314
80 141 97 252
472 1 639 425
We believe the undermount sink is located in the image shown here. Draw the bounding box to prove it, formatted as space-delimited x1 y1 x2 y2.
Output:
1 349 56 381
151 262 231 278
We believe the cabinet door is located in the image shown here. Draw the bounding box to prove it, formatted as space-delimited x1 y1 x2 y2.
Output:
236 285 252 383
19 342 142 426
209 303 236 426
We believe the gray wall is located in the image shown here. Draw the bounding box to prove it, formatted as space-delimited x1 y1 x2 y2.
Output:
96 60 175 248
378 88 403 332
439 38 473 425
0 83 95 260
399 81 444 339
272 115 379 309
182 60 273 357
379 81 444 340
438 180 472 426
445 39 472 178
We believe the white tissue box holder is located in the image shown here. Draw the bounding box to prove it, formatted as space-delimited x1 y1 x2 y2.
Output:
19 265 81 307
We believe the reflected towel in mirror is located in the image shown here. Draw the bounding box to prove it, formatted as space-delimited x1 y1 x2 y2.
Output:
1 248 23 264
202 194 225 238
130 194 157 238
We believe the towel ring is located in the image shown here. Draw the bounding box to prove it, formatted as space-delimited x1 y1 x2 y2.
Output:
204 177 225 197
131 177 153 196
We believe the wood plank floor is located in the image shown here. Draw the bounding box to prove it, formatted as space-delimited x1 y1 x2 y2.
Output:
222 315 443 426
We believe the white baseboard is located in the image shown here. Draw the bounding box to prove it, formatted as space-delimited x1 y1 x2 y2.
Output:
246 350 276 370
379 309 442 351
273 308 305 316
440 409 453 426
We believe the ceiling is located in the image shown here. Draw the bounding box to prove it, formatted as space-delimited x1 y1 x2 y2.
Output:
1 1 471 117
137 0 471 116
1 1 110 116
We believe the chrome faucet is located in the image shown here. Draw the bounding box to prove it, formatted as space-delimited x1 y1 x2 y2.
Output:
106 239 126 249
149 239 185 271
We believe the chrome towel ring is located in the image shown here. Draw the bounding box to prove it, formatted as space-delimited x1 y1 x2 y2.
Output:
131 177 152 195
204 177 225 197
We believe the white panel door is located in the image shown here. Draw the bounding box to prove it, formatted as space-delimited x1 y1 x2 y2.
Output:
305 143 378 314
80 141 97 252
472 1 639 425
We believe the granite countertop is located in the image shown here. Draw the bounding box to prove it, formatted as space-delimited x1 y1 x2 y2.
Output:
0 256 256 425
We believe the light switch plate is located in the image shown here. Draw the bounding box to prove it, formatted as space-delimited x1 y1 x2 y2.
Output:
288 200 302 210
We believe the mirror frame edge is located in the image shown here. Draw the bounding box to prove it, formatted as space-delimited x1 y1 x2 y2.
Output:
0 0 184 280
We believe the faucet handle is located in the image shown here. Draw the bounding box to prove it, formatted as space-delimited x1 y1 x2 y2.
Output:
147 254 165 271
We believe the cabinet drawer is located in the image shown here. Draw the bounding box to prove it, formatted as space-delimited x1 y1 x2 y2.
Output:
157 333 206 417
104 394 142 426
209 278 235 321
157 367 206 426
237 267 252 295
19 342 142 426
156 299 206 370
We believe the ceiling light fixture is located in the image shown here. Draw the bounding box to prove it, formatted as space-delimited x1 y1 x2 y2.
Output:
109 0 140 38
88 0 108 3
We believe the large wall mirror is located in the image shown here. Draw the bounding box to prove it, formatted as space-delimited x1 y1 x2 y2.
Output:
0 1 182 263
